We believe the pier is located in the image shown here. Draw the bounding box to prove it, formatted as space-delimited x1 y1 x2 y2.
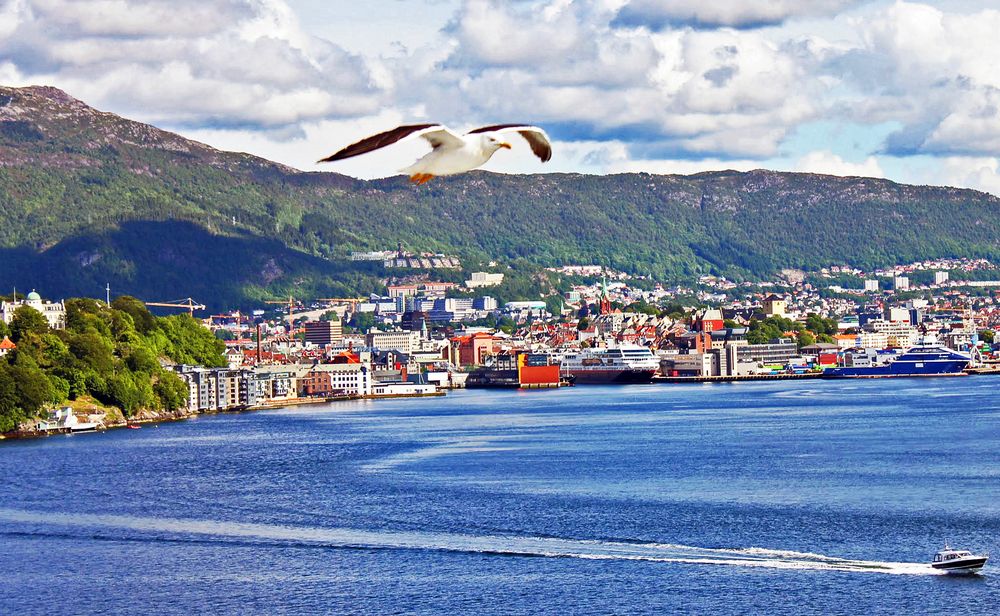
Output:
654 373 823 383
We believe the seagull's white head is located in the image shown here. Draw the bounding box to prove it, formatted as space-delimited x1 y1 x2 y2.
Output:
478 132 512 155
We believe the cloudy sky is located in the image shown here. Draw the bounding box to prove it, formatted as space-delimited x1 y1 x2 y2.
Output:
3 0 1000 194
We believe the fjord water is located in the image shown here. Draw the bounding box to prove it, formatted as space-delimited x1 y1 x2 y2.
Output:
2 379 997 614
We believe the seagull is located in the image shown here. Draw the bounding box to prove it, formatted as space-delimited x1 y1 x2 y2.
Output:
317 123 552 184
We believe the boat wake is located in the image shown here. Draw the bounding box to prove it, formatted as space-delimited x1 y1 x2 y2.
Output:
0 508 941 575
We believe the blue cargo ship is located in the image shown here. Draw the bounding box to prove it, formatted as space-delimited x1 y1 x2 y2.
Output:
823 338 971 378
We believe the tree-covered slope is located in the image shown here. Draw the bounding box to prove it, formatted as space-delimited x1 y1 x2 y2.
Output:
2 84 999 308
0 295 226 433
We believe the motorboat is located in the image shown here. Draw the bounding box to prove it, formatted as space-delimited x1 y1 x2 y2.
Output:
931 544 989 574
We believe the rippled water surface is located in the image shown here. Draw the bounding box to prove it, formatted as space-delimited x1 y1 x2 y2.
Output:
2 379 998 614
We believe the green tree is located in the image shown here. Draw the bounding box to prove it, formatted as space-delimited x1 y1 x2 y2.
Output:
544 295 565 318
8 361 58 416
10 305 49 342
0 365 24 433
349 312 376 333
154 372 190 411
111 296 157 334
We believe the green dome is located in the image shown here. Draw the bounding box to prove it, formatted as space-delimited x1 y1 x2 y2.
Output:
26 290 41 301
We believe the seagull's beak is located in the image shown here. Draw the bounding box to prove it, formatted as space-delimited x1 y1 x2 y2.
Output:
498 142 512 150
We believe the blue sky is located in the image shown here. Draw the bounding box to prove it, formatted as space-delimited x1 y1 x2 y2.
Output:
3 0 1000 195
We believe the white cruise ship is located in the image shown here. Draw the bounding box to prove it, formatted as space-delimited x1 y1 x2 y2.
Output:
558 346 659 384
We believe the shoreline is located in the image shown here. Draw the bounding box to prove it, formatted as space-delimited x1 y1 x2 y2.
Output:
1 390 446 441
5 369 996 441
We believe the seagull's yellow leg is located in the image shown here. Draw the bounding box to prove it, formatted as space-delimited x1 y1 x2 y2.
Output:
417 174 435 185
409 174 422 183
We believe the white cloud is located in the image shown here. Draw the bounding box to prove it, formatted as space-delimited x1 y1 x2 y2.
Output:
0 0 386 129
793 150 884 177
840 2 1000 157
406 2 826 159
937 156 1000 196
614 0 867 30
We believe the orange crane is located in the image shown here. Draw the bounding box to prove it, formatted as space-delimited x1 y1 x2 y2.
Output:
144 298 206 317
265 296 297 323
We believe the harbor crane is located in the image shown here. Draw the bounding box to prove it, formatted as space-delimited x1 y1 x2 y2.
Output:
143 298 206 317
264 296 297 323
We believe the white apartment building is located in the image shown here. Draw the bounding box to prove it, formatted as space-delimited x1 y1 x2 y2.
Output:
366 330 420 354
0 290 66 329
465 272 505 288
863 319 919 348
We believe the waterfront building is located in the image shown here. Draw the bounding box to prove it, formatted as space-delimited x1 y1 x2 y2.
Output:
864 319 918 348
371 382 438 397
735 339 798 367
854 320 917 349
857 330 889 349
660 352 713 377
252 368 297 402
0 289 66 330
297 363 371 398
450 332 496 367
367 330 421 354
173 366 257 412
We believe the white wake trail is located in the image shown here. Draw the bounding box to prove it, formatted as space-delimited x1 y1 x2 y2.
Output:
0 509 943 576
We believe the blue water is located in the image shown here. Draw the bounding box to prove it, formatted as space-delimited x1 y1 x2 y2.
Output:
2 379 998 614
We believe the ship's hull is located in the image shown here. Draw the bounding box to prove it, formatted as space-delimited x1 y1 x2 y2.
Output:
565 369 656 385
931 557 988 574
465 364 562 389
465 368 521 388
823 359 969 378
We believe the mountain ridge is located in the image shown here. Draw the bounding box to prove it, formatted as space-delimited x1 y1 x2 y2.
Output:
2 84 998 308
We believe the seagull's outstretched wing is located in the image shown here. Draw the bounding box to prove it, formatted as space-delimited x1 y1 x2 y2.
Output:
318 124 464 163
467 124 552 162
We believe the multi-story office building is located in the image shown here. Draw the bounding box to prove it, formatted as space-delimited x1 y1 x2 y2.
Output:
304 318 342 346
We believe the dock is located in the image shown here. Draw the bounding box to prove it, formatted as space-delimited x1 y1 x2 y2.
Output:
964 365 1000 375
654 373 823 383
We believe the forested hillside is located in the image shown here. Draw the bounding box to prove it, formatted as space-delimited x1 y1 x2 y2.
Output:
0 295 225 432
3 84 999 309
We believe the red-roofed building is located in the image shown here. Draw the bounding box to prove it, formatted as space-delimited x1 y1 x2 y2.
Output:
241 348 288 366
0 335 15 357
450 332 496 367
